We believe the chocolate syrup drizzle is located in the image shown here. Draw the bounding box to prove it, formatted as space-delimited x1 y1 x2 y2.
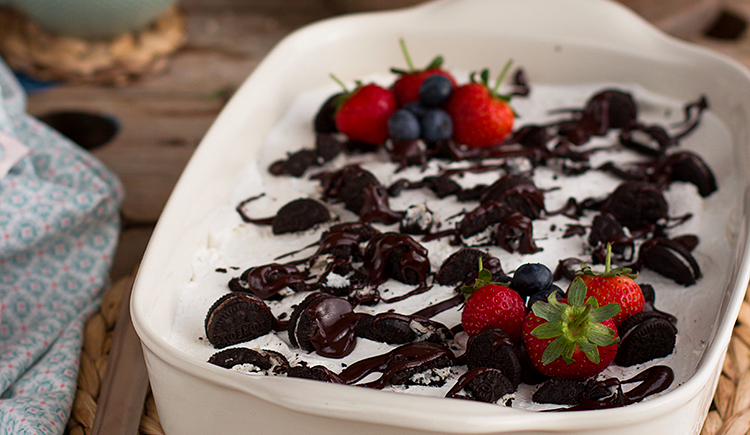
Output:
562 365 674 410
338 342 456 388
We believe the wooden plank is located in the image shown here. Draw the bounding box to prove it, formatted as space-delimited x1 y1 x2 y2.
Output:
619 0 721 38
24 5 332 222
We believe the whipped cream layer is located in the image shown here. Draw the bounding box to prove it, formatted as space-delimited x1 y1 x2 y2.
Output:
168 74 739 410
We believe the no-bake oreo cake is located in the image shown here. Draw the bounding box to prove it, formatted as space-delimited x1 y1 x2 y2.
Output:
169 45 732 410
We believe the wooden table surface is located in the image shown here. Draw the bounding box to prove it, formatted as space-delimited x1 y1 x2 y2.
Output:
20 0 750 281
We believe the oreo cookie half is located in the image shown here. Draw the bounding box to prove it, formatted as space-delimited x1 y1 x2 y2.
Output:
615 313 678 367
532 377 586 405
389 354 455 387
640 238 701 286
355 314 452 345
465 328 521 387
456 367 515 403
287 292 358 358
601 181 668 230
435 248 501 286
355 314 415 344
272 198 330 234
204 293 274 349
208 347 289 375
287 364 344 383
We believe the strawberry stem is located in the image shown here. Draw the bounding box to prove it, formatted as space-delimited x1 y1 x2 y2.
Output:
569 305 592 333
604 243 612 274
492 59 514 94
330 74 349 94
399 38 416 72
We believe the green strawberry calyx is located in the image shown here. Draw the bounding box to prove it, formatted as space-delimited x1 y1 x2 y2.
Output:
329 74 363 110
530 277 620 365
390 38 444 75
460 258 510 301
577 243 638 279
469 59 514 103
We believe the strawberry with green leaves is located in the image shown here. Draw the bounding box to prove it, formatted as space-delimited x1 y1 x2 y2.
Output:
522 277 620 380
332 76 397 145
576 243 644 327
461 259 526 341
390 39 457 107
445 62 515 148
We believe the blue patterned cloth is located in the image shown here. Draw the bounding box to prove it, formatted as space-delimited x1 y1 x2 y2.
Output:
0 58 124 434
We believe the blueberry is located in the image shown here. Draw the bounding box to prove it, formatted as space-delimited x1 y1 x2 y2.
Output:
388 109 421 141
511 263 554 298
421 109 453 143
419 75 453 107
526 285 564 311
403 101 427 119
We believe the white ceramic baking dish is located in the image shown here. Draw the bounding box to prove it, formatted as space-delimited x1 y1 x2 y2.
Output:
130 0 750 433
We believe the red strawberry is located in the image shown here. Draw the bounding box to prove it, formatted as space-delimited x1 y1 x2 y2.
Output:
522 277 620 380
334 82 397 145
461 259 526 341
390 39 457 107
445 64 515 148
575 243 644 327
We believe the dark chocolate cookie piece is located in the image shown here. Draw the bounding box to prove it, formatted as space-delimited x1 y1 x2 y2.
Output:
458 200 514 239
287 365 344 383
399 204 434 235
356 314 415 344
316 133 346 162
639 237 701 286
658 151 717 197
465 328 521 388
321 165 381 214
389 353 455 386
615 316 677 367
495 211 541 254
600 181 668 230
462 368 515 403
616 310 671 338
553 257 583 281
348 285 381 306
435 248 500 286
639 283 656 306
283 149 322 177
205 293 274 349
588 213 634 261
339 342 457 388
355 314 452 345
585 89 638 130
208 347 289 374
532 377 586 405
234 263 306 299
287 292 332 348
272 198 330 235
287 292 358 358
424 176 462 198
479 175 545 220
364 233 431 286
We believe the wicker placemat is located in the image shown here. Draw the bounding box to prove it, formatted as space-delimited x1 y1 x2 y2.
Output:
65 276 164 435
66 276 750 435
0 5 186 86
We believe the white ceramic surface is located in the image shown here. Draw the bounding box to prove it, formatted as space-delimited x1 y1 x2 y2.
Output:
130 0 750 433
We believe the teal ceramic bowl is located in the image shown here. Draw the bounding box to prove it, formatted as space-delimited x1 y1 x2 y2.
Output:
1 0 176 39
